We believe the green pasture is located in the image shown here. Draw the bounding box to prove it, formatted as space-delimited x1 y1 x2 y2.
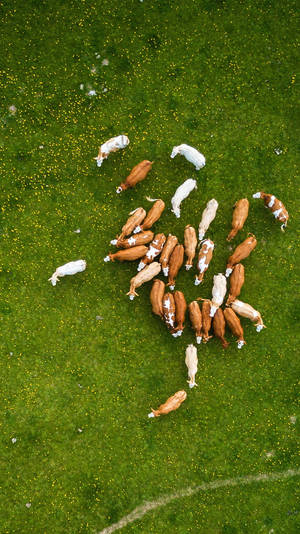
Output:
1 0 299 532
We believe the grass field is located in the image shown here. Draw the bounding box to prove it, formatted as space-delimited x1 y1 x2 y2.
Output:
1 0 299 532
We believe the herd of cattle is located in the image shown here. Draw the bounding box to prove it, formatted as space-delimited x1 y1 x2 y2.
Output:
48 135 289 419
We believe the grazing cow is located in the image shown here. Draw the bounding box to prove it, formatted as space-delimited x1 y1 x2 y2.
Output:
225 234 257 277
171 179 197 218
150 279 165 318
210 273 227 317
199 299 213 343
167 244 184 290
127 262 161 300
94 135 129 167
159 234 178 276
110 230 154 248
116 160 153 193
162 292 176 333
148 390 187 418
227 198 249 241
198 199 219 240
185 344 198 388
213 308 229 348
133 198 165 233
137 233 166 271
117 207 146 241
184 225 197 270
195 239 214 285
48 260 86 286
170 144 206 170
226 263 245 306
223 308 246 349
172 290 187 337
188 301 202 344
253 191 289 231
231 299 266 332
104 245 148 262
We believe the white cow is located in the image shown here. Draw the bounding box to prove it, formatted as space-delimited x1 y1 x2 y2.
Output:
198 199 219 240
94 135 129 167
185 344 198 388
210 273 227 317
48 260 86 286
171 178 197 218
170 144 206 170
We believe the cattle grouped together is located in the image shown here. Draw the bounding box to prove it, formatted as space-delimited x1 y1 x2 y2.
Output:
48 136 289 418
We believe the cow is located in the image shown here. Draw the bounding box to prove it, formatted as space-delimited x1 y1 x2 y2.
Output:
48 260 86 286
225 234 257 277
116 160 153 194
253 192 289 231
167 244 184 290
104 245 148 263
185 344 198 388
188 301 202 344
195 239 214 285
133 198 165 233
198 299 213 343
213 308 230 348
226 263 245 306
148 390 187 418
184 225 197 270
137 233 166 271
150 279 165 318
94 135 129 167
227 198 249 241
230 299 266 332
127 262 161 300
159 234 178 276
170 144 206 170
110 230 154 248
223 308 246 348
162 292 176 333
171 178 197 218
117 207 146 241
210 273 227 317
198 199 218 240
172 290 187 337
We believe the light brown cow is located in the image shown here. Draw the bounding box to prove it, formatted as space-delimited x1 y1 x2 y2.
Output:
133 198 165 233
167 244 184 290
117 207 146 241
104 245 148 263
159 234 178 276
137 233 166 271
225 234 257 277
172 290 187 337
227 198 249 241
226 263 245 306
185 344 198 388
94 135 129 167
253 192 289 231
184 225 197 270
195 239 214 285
150 279 165 318
230 299 266 332
127 261 161 300
213 308 230 348
188 301 202 344
223 308 246 349
110 230 154 248
198 299 213 343
198 199 219 240
116 160 153 193
162 292 176 333
148 390 187 418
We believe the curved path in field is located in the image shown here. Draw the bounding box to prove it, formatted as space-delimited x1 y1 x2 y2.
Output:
97 468 300 534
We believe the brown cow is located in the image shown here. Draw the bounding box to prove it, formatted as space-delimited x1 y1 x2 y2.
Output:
225 234 257 277
188 301 202 344
127 262 161 300
198 299 213 343
150 279 165 318
110 230 154 248
184 225 197 270
137 233 166 271
167 244 184 290
253 192 289 231
226 263 245 306
227 198 249 241
172 291 187 337
224 308 246 349
148 390 187 418
117 207 146 241
162 292 176 333
213 308 230 348
159 234 178 276
195 239 214 285
104 245 148 263
133 198 165 233
116 160 153 193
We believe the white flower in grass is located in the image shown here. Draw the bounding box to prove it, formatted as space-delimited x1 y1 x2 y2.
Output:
11 437 17 444
78 428 83 433
274 147 282 155
9 105 17 115
79 84 84 90
265 450 275 458
88 89 97 96
73 229 81 233
290 416 297 424
101 58 109 66
26 503 31 508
